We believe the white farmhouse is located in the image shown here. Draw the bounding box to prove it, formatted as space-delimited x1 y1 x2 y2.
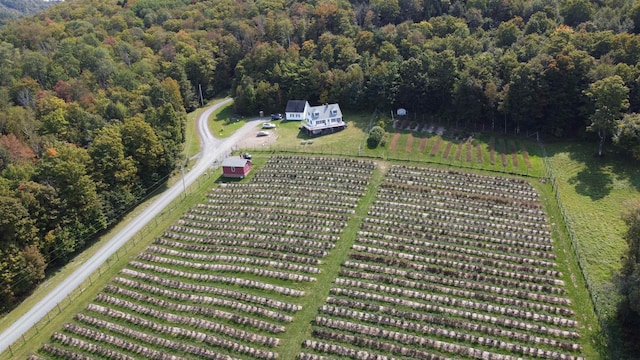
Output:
302 103 346 136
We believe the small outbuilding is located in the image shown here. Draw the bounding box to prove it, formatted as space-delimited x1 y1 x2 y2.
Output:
221 157 252 178
285 100 310 121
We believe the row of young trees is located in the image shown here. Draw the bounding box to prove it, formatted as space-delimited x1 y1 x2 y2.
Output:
0 0 640 310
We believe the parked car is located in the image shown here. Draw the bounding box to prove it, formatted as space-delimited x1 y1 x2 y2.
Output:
242 152 252 160
262 122 276 129
270 113 283 120
257 130 270 137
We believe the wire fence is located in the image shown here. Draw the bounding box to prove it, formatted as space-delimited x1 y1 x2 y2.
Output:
2 168 220 358
537 138 604 327
241 144 545 179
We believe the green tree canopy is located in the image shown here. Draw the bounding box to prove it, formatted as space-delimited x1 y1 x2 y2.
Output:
585 75 629 156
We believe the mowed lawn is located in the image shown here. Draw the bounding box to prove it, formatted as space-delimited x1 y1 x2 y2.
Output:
546 142 640 327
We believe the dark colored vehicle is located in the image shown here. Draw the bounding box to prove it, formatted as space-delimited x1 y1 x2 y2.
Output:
270 113 283 120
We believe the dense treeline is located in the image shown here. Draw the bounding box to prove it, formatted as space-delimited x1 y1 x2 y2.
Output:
1 0 640 312
0 0 53 27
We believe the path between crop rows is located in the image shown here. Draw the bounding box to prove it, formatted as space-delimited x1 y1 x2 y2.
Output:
276 164 388 359
0 98 263 354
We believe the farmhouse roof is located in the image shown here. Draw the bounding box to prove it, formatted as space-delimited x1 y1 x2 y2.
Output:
222 157 250 167
309 103 342 120
286 100 308 113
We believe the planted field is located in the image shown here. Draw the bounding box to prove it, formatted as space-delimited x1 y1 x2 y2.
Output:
300 165 583 360
365 131 541 177
31 156 375 360
28 157 589 360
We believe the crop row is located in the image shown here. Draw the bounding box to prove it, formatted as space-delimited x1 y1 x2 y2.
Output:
350 250 563 287
171 224 339 244
314 316 580 360
321 302 578 350
263 155 375 167
305 333 449 360
256 166 371 183
387 175 539 203
153 238 321 265
259 155 375 171
352 243 561 280
333 278 575 327
176 220 340 243
389 166 539 198
356 233 556 269
326 295 578 340
116 270 302 312
365 216 551 246
183 210 346 231
380 181 541 212
375 194 546 226
391 165 534 191
360 222 554 255
216 182 363 200
258 159 375 176
252 170 369 188
369 205 549 238
128 261 305 296
350 254 565 294
339 268 572 316
162 230 328 258
207 198 355 214
341 260 569 305
379 186 545 218
145 245 320 274
75 311 264 359
94 293 282 344
327 287 576 338
208 192 358 210
136 253 317 282
102 284 289 329
48 333 137 360
193 203 350 221
180 213 343 234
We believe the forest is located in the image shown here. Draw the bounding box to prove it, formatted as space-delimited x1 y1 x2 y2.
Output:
1 0 640 314
0 0 54 26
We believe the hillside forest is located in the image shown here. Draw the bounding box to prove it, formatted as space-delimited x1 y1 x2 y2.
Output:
0 0 53 27
2 0 640 315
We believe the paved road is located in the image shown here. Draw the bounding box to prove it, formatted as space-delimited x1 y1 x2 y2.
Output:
0 98 261 355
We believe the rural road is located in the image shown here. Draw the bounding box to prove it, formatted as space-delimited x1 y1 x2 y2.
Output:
0 98 261 355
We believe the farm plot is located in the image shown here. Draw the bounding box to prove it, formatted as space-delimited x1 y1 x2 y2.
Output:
299 165 583 360
33 155 375 360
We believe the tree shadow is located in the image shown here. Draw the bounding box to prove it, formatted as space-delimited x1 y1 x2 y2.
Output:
567 165 614 201
544 141 619 200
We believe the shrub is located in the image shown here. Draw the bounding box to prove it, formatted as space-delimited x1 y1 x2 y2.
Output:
367 126 385 148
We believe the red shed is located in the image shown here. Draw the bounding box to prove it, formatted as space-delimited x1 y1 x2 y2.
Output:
221 157 252 178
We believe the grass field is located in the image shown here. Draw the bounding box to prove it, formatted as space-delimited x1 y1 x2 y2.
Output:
545 141 640 358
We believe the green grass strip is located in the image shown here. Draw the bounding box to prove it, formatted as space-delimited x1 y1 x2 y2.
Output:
276 162 388 359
